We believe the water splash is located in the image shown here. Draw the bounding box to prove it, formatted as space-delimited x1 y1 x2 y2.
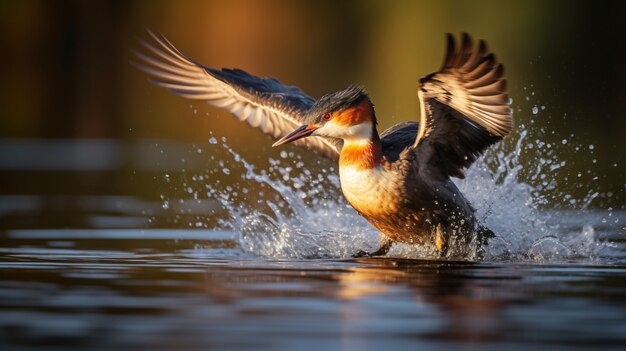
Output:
162 105 620 262
215 141 379 259
455 127 610 262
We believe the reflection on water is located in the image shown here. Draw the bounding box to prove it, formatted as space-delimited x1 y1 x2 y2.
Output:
1 229 626 350
1 136 626 350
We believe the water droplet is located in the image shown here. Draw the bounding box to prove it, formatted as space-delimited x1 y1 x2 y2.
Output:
532 106 539 115
222 168 231 175
588 144 594 150
561 139 567 145
162 200 169 210
209 137 218 144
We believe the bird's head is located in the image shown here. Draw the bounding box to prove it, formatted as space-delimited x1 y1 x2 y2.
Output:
272 85 376 147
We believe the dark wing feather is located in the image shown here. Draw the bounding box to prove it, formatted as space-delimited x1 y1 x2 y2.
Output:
133 30 340 160
413 33 512 180
381 122 418 162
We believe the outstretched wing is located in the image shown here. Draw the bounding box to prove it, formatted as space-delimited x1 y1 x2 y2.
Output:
413 33 512 180
133 30 340 160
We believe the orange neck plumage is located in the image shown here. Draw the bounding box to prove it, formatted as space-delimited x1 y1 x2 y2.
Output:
335 99 382 170
340 138 383 170
333 99 376 126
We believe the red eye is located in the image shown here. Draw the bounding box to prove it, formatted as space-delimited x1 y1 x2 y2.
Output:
322 112 332 121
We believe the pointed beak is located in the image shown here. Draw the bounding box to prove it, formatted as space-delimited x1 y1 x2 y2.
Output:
272 124 319 147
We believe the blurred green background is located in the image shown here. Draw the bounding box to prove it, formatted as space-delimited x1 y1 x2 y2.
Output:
0 0 624 230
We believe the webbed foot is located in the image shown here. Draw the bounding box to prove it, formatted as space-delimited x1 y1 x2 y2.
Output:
352 238 393 258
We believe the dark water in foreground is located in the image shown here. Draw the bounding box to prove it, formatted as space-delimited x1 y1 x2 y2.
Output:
1 138 626 350
1 222 626 351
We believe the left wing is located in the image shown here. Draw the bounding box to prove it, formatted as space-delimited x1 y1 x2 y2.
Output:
413 33 513 180
132 30 341 160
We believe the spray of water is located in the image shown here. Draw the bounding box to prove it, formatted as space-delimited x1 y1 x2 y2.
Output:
164 104 619 262
455 127 608 262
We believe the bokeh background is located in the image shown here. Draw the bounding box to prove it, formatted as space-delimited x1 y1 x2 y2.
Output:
1 0 625 230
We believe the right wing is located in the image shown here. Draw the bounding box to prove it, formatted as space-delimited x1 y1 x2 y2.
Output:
413 33 513 180
132 30 340 160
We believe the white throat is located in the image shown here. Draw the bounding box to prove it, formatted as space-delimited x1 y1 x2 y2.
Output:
316 121 372 141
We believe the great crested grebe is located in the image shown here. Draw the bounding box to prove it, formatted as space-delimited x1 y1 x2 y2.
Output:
134 32 512 258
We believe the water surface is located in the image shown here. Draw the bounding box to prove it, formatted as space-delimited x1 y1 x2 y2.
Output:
1 136 625 350
1 214 626 351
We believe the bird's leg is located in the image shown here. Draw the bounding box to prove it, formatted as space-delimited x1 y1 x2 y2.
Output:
435 222 449 258
370 236 394 256
352 235 393 258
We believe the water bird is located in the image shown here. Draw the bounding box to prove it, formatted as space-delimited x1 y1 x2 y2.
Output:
134 31 512 258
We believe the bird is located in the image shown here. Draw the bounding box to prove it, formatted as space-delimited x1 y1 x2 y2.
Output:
133 31 512 259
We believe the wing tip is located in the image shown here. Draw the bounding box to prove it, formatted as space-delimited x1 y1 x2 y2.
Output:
442 33 501 73
418 33 513 144
443 33 456 69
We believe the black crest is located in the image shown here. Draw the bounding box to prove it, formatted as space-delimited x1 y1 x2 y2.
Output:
305 85 371 123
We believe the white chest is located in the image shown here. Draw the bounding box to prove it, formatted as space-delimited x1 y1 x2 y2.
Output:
339 166 400 215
